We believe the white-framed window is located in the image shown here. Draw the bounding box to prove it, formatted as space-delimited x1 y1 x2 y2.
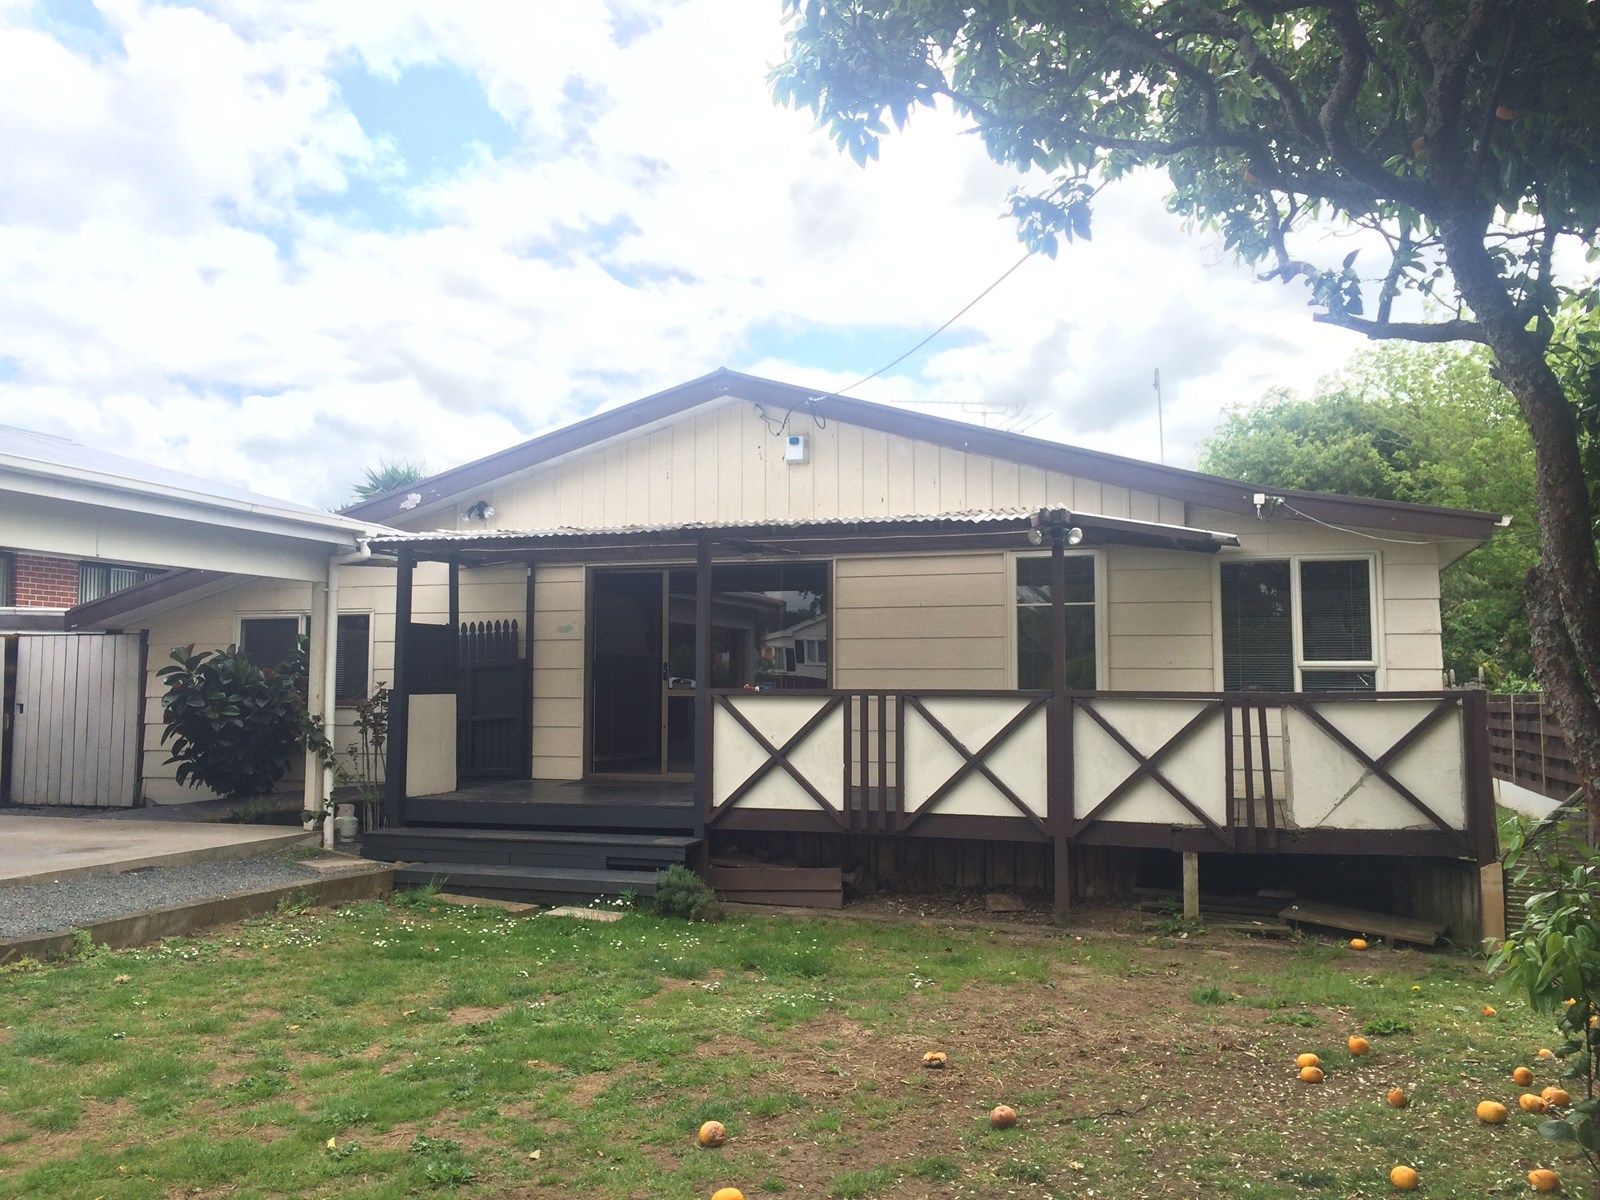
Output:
237 613 307 671
1217 554 1380 691
1011 551 1102 690
335 612 373 705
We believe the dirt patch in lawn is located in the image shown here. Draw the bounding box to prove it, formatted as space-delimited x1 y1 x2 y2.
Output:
701 941 1419 1197
447 1003 513 1026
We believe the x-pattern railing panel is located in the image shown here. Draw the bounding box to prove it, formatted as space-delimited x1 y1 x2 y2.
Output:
900 695 1050 836
709 694 845 827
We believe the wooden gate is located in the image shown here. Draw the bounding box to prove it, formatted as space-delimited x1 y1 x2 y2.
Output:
456 620 526 780
2 632 146 807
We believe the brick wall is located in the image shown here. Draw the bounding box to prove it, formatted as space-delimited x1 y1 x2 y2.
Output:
7 552 80 607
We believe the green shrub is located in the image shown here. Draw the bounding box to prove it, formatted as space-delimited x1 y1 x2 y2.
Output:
157 643 311 799
652 864 721 921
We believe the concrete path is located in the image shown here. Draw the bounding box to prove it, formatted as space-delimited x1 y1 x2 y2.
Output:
0 814 313 887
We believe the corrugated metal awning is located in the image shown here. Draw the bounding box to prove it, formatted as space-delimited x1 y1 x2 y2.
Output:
365 507 1239 560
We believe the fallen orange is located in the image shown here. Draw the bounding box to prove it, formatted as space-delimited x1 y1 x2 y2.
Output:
1296 1053 1321 1069
1390 1164 1420 1191
1299 1066 1325 1084
1538 1048 1557 1060
1477 1099 1509 1124
1528 1167 1561 1192
990 1104 1017 1129
922 1051 947 1069
711 1190 744 1200
1348 1035 1371 1057
697 1121 727 1149
1513 1066 1535 1086
1483 1005 1498 1017
1386 1087 1408 1108
1542 1087 1572 1108
1350 937 1369 951
1519 1093 1548 1114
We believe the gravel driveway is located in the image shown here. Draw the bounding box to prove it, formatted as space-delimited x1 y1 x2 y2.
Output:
0 852 368 939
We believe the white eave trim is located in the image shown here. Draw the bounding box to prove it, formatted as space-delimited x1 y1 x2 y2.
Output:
0 458 394 544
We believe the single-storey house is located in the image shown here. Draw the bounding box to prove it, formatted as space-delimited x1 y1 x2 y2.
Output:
57 369 1508 928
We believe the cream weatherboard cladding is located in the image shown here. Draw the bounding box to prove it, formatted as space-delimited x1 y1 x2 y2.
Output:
439 400 1185 532
126 395 1456 801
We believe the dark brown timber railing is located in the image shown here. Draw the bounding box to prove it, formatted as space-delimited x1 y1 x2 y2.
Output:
702 687 1496 867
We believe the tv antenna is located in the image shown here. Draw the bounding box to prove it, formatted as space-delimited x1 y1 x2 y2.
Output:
1152 368 1166 464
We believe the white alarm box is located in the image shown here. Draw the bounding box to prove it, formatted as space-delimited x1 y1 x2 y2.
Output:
784 434 810 464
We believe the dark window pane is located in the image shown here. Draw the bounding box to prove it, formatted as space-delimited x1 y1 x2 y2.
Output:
1220 560 1294 691
1300 559 1373 662
1300 669 1377 691
1016 606 1095 688
1300 668 1377 691
239 617 301 671
1016 555 1094 605
335 613 371 704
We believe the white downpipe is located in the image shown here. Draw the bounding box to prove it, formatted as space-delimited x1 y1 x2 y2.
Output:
319 560 339 849
317 539 371 849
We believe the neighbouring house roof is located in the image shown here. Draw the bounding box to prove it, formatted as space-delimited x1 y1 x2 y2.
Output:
1 425 390 544
64 569 236 632
0 606 68 633
340 368 1512 542
365 507 1242 560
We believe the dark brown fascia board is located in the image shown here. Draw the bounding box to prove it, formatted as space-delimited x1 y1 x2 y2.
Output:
341 367 1507 542
63 568 230 630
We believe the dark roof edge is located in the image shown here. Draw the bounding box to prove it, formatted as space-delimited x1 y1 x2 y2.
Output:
340 368 1507 542
64 568 231 630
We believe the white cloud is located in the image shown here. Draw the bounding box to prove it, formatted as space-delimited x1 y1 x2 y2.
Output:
0 0 1382 509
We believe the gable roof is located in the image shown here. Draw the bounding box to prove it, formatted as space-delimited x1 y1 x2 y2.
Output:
341 368 1508 542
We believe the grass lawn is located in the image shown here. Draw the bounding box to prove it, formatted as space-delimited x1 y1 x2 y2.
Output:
0 893 1585 1199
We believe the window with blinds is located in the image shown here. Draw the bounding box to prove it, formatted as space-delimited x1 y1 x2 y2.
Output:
1015 555 1096 689
239 616 303 671
78 562 166 604
336 613 371 704
1220 557 1377 692
1220 560 1294 690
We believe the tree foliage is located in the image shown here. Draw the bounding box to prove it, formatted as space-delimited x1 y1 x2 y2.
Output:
1202 343 1538 685
775 0 1600 819
352 459 427 502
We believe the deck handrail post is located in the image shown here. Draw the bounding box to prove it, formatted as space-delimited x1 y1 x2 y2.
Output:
693 536 713 868
1049 521 1072 916
384 547 415 828
1463 689 1497 865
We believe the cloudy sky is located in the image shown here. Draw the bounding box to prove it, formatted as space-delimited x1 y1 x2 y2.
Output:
0 0 1373 509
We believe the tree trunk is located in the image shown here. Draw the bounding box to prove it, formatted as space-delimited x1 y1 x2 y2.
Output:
1525 563 1600 815
1441 216 1600 825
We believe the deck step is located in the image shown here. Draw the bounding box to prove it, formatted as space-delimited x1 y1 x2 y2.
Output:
394 861 660 902
362 828 700 872
403 797 697 833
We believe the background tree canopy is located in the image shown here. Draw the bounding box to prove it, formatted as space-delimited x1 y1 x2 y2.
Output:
1201 344 1538 686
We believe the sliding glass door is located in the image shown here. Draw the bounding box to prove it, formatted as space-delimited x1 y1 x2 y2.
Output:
587 563 829 779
